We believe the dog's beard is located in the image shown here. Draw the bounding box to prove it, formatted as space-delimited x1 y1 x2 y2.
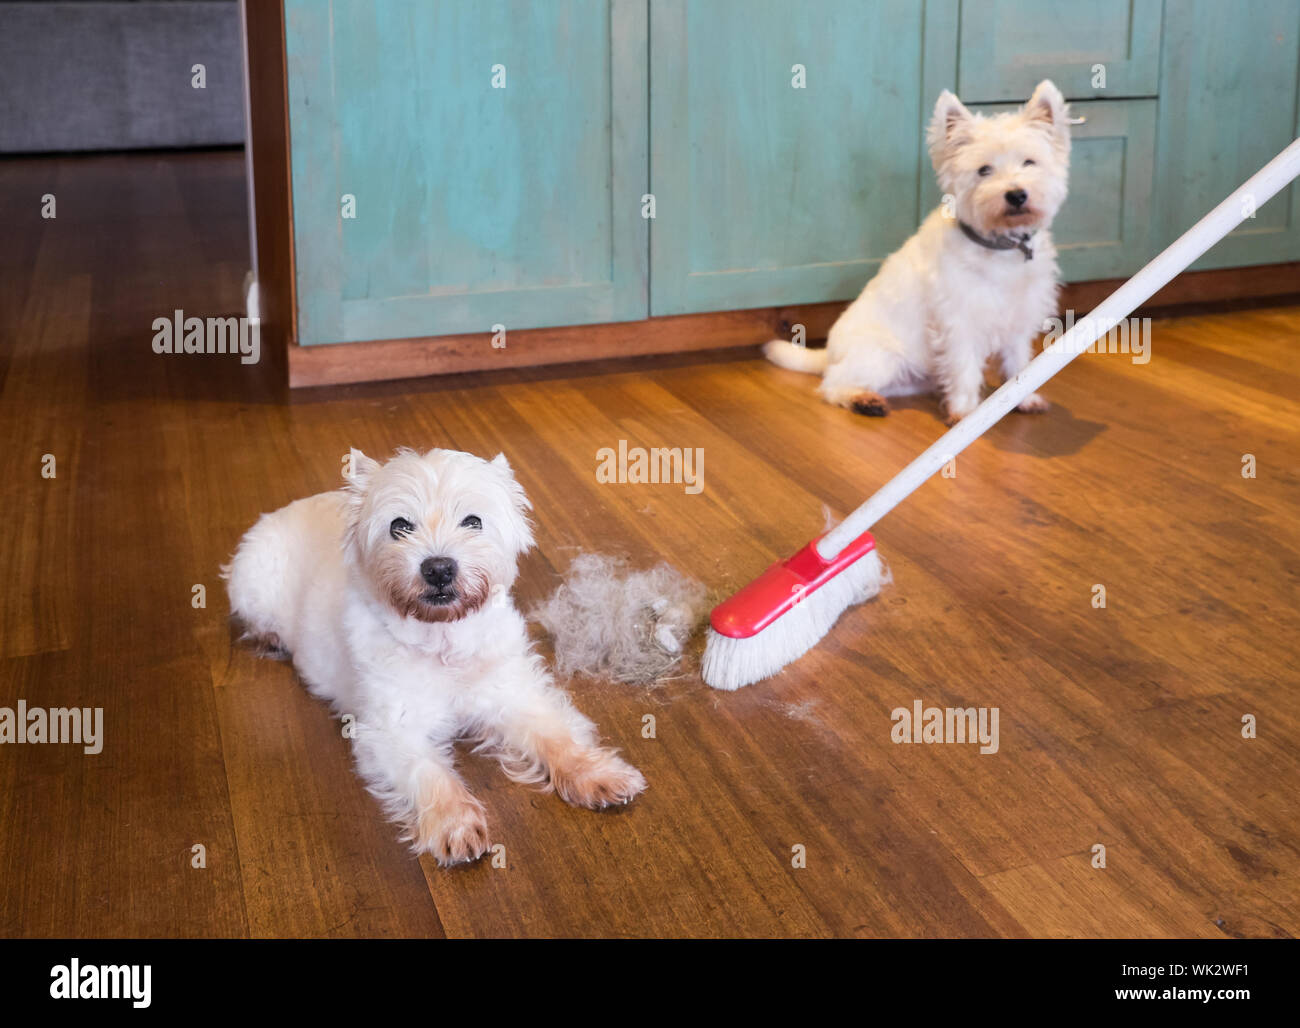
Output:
967 191 1045 236
961 179 1060 239
997 208 1039 229
372 554 494 624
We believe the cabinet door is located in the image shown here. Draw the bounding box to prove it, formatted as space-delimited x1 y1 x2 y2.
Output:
285 0 648 346
1153 0 1300 269
649 0 927 316
970 99 1156 281
957 0 1162 101
1052 101 1156 280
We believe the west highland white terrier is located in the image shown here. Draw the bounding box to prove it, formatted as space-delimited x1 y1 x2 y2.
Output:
224 447 646 866
765 80 1070 424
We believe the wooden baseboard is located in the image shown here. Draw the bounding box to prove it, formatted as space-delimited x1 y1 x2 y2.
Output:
288 302 846 388
1060 260 1299 313
287 262 1300 388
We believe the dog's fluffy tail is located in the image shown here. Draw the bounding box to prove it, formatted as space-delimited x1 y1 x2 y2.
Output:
223 514 292 654
762 339 828 375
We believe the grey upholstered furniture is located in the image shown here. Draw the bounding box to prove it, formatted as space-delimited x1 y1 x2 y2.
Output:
0 0 244 152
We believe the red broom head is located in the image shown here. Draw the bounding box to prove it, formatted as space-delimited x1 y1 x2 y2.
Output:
709 530 877 639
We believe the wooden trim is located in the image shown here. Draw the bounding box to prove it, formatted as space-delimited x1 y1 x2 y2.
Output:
244 0 295 366
1060 261 1300 314
288 303 846 388
288 263 1300 389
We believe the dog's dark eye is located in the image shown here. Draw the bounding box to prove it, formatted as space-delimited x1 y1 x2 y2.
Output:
389 517 415 540
1023 158 1036 166
459 515 482 530
978 164 993 177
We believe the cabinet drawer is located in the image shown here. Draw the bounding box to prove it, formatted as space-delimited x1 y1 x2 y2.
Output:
957 0 1162 101
970 98 1156 281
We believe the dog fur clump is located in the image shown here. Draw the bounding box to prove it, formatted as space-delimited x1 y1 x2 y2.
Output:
765 80 1071 424
531 553 706 686
224 447 645 866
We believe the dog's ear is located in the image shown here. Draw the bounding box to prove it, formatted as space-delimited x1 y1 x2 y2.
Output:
1022 80 1070 155
491 452 533 515
342 447 380 494
490 452 535 555
927 89 974 169
339 449 380 553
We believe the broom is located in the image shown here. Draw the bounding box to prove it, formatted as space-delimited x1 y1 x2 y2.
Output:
702 136 1300 691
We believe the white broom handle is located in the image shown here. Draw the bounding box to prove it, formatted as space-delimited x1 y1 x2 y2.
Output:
819 135 1300 560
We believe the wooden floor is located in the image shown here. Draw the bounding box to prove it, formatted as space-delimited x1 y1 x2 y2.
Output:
2 151 1298 939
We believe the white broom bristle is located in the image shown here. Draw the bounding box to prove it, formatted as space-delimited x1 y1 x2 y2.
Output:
700 549 890 691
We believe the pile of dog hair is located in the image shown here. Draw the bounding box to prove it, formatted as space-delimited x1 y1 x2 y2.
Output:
532 552 706 686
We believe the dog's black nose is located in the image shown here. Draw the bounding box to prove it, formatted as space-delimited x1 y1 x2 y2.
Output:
420 556 458 587
1005 188 1028 208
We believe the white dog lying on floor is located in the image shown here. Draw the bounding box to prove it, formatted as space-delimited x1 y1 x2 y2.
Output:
224 447 645 866
765 80 1071 424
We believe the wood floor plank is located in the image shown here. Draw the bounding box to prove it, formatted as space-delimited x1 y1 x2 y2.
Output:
0 259 88 658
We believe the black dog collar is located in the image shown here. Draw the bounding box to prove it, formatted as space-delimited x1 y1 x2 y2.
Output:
958 220 1034 261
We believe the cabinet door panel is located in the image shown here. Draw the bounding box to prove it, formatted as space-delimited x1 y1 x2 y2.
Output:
1052 100 1156 279
650 0 926 315
972 99 1156 281
285 0 648 346
957 0 1162 101
1153 0 1300 269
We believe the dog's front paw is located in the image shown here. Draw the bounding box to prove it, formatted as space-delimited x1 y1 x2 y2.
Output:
944 397 979 425
551 747 646 810
415 797 491 867
1016 392 1050 414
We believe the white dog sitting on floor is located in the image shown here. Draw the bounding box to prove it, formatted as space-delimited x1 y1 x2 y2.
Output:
765 80 1070 424
224 447 646 866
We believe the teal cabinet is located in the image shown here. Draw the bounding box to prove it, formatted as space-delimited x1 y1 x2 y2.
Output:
270 0 1300 357
1052 101 1157 280
284 0 648 346
1152 0 1300 269
955 0 1162 101
648 0 927 316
